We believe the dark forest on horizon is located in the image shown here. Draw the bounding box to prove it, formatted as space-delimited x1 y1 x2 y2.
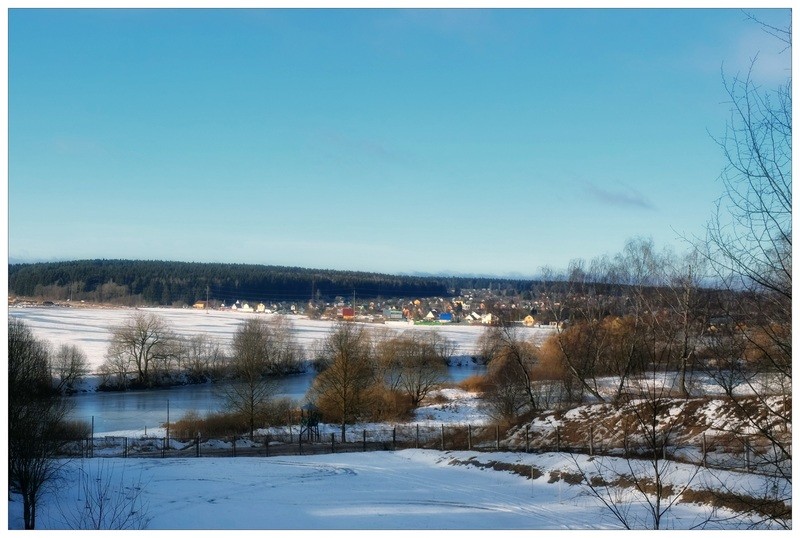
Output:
8 259 550 306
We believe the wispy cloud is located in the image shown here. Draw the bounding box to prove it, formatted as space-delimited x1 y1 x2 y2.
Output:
53 136 109 157
688 14 791 86
581 181 656 211
315 129 412 167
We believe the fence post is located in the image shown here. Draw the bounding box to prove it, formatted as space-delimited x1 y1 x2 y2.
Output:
363 429 367 452
556 426 561 452
233 437 237 458
331 433 335 453
265 434 270 457
124 437 128 458
416 424 420 449
393 427 396 451
162 438 166 458
623 428 629 459
468 424 472 451
441 424 445 451
744 439 751 471
299 430 303 455
496 425 500 450
588 425 594 457
701 433 707 467
526 425 530 453
197 433 201 458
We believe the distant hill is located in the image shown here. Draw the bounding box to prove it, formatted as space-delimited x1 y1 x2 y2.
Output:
7 259 541 307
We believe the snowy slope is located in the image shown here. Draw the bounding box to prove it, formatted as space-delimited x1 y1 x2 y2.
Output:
6 449 770 530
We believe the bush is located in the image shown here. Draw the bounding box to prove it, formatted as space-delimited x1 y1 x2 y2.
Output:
55 419 92 441
168 400 303 439
458 374 490 393
262 398 296 427
370 387 415 422
167 410 246 439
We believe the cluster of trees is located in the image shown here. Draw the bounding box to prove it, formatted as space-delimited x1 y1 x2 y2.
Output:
8 319 90 529
309 323 454 441
220 317 305 438
8 259 451 306
9 319 151 530
182 319 456 441
98 312 305 391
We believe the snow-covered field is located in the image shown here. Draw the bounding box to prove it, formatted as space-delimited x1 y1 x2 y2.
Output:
7 450 769 530
8 305 556 373
7 306 790 530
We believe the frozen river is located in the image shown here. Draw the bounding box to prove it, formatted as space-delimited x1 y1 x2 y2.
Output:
64 366 484 434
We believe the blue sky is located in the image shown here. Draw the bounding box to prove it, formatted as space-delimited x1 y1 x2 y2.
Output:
7 7 792 276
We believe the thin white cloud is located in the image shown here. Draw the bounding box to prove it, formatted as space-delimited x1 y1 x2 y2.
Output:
729 20 792 85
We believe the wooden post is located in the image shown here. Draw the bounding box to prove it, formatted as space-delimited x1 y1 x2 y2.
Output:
233 437 236 457
744 439 751 471
701 433 707 467
162 438 166 458
468 424 472 451
124 437 128 458
331 433 335 453
363 429 367 452
196 434 201 457
525 425 530 453
441 424 445 451
589 425 594 457
496 425 500 450
416 424 420 449
392 427 396 451
299 430 303 455
556 426 561 452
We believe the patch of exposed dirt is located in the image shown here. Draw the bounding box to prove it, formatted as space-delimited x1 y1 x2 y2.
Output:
511 396 791 460
448 457 543 480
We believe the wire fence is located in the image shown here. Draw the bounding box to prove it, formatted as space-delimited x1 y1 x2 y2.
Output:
59 422 790 478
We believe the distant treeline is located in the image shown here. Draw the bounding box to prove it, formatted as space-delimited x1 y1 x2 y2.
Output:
8 260 543 306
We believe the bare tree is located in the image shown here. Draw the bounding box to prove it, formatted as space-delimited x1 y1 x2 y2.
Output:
539 258 619 402
181 333 228 382
8 319 74 530
222 317 303 438
58 460 151 530
105 312 176 387
700 13 791 526
574 366 703 529
376 331 447 408
310 322 376 442
480 325 542 418
50 343 89 394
